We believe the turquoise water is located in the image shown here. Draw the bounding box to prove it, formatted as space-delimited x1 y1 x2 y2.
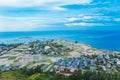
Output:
0 30 120 51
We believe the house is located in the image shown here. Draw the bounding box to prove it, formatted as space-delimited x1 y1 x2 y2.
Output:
44 46 51 50
2 65 11 71
117 61 120 67
60 67 73 76
90 66 97 72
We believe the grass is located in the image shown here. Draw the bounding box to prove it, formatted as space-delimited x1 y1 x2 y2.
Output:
0 56 9 59
0 70 27 80
0 56 16 60
47 59 52 63
47 64 55 72
8 56 16 60
44 53 69 58
27 73 46 80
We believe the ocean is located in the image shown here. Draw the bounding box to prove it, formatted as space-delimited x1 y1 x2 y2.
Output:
0 30 120 51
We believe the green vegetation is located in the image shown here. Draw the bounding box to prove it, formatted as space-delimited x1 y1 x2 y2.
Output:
0 56 9 59
8 56 16 60
0 56 16 60
1 66 120 80
1 40 120 80
0 70 27 80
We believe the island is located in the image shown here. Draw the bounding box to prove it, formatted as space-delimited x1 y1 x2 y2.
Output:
0 40 120 80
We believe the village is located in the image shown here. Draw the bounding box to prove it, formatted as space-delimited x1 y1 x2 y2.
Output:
55 52 120 75
0 40 120 75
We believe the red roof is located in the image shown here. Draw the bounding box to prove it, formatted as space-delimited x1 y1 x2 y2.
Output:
60 71 73 74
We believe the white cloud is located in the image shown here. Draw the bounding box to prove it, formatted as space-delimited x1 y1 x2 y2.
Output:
0 0 93 31
67 17 80 22
65 22 87 26
0 14 66 32
66 16 93 22
65 14 114 27
114 18 120 22
0 0 92 10
0 0 92 6
0 16 50 31
0 19 38 31
65 22 104 27
82 16 92 19
52 7 67 11
66 14 112 22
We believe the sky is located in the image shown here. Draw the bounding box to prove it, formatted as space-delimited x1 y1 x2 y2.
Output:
0 0 120 32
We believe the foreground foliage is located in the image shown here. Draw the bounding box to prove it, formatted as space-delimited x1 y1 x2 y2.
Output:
0 67 120 80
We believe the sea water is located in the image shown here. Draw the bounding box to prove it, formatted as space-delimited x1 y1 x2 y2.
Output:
0 30 120 51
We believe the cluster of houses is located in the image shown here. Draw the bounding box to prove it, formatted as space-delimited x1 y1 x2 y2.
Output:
27 40 71 55
55 52 120 72
0 43 19 55
0 64 25 71
0 65 12 71
0 40 71 55
0 40 120 74
0 40 72 71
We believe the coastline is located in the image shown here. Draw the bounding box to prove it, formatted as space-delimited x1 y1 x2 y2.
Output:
0 39 120 79
0 30 120 51
0 39 120 69
0 36 120 52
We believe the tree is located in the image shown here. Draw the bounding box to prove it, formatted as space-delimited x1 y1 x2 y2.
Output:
70 70 83 80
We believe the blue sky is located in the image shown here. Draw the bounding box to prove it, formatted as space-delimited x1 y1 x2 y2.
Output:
0 0 120 31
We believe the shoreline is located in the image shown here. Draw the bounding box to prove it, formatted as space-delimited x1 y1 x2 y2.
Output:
0 30 120 51
0 37 120 52
0 39 120 76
